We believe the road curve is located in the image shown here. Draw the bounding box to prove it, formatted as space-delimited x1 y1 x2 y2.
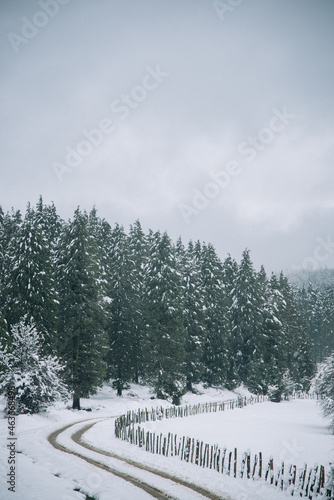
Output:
47 417 228 500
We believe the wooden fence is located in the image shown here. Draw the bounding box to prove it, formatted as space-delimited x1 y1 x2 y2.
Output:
114 394 333 499
115 394 266 431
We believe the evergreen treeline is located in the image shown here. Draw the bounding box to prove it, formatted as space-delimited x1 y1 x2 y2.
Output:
0 198 319 410
294 282 334 364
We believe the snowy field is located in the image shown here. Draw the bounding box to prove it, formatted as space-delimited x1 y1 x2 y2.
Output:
0 383 333 500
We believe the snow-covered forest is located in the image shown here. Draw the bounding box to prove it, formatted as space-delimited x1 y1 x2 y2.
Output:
1 197 332 413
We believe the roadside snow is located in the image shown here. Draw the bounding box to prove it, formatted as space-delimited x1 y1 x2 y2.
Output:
0 383 332 500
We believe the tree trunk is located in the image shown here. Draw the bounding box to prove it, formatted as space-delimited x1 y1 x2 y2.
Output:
72 394 81 410
72 333 81 410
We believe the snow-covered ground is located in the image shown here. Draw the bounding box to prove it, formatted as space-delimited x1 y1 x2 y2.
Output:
0 383 332 500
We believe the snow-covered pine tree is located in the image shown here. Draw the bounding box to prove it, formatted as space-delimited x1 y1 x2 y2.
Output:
222 254 238 306
0 320 68 414
314 353 334 433
34 196 62 254
259 270 287 396
295 282 334 363
222 254 239 388
278 272 315 390
3 204 58 352
128 220 148 383
143 231 186 404
230 249 266 393
322 285 334 359
56 208 108 410
267 273 289 379
306 283 325 363
175 239 205 392
0 208 22 328
104 223 140 395
200 243 230 387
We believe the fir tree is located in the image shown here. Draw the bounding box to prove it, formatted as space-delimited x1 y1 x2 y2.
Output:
307 283 325 363
144 231 185 404
278 273 315 390
128 220 148 383
0 208 22 327
200 243 230 387
104 223 140 395
34 196 62 253
56 208 108 409
3 205 58 351
314 353 334 432
322 285 334 358
222 254 239 388
0 321 68 414
260 271 287 395
176 239 205 392
230 249 265 392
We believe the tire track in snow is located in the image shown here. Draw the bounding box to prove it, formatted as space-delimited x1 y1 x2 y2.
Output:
48 417 227 500
47 418 172 499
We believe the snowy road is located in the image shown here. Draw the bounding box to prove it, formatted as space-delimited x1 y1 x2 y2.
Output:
48 417 227 500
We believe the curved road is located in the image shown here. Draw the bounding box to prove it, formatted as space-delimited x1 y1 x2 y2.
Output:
48 417 228 500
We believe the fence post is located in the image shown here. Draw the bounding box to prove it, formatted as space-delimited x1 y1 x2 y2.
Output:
304 467 313 497
210 445 213 469
166 432 171 457
195 440 199 465
240 452 246 478
317 465 325 494
146 431 149 451
227 451 232 476
190 438 195 463
259 452 262 478
180 436 185 460
220 448 226 473
216 447 221 472
252 454 258 479
279 461 284 491
247 451 251 479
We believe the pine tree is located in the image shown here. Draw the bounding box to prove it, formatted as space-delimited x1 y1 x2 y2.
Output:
128 220 148 383
314 353 334 432
222 254 238 307
176 239 205 392
200 243 230 387
0 320 68 414
322 285 334 359
104 223 140 395
260 271 287 395
278 273 315 390
307 283 325 363
222 254 239 388
3 204 58 352
34 196 62 253
0 208 22 327
56 208 108 409
143 231 185 404
295 282 334 363
230 250 265 392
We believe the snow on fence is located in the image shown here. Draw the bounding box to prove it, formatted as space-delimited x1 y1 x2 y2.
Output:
114 393 333 498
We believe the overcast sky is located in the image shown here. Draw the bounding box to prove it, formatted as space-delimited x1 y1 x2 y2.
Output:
1 0 334 273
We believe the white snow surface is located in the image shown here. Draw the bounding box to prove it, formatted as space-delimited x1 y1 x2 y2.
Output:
0 383 332 500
